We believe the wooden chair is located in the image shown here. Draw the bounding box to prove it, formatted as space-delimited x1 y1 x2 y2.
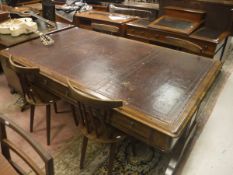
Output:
67 79 125 175
8 56 76 145
109 4 153 20
0 114 54 175
91 23 120 35
164 36 203 55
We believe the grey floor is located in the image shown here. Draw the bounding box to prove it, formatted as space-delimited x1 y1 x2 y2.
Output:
180 70 233 175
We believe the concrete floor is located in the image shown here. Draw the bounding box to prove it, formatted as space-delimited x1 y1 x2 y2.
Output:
180 72 233 175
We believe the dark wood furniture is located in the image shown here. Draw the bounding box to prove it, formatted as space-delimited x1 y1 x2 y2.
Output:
159 0 233 34
0 114 54 175
0 20 73 48
0 12 73 96
0 28 221 175
75 10 136 36
7 56 61 145
0 11 9 21
126 9 230 59
148 6 206 35
0 154 18 175
162 36 203 54
197 0 233 4
67 80 125 175
16 0 41 6
147 0 233 59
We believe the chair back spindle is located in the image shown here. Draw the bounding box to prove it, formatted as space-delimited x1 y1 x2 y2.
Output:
8 56 40 103
67 80 123 140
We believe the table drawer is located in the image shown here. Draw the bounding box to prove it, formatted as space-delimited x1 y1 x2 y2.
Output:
112 112 178 152
36 75 68 98
127 27 157 41
112 112 152 141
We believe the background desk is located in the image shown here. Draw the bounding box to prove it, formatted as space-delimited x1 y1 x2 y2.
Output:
75 11 136 36
126 19 230 59
0 19 73 95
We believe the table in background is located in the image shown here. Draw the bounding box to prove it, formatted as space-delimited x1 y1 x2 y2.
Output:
0 18 73 94
75 10 136 36
0 21 73 47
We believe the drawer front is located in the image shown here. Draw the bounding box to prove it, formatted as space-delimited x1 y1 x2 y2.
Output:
36 75 69 99
76 17 122 35
111 112 175 152
127 27 159 41
191 40 216 57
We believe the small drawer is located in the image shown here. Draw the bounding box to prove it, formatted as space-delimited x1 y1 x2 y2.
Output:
36 75 68 98
111 112 152 140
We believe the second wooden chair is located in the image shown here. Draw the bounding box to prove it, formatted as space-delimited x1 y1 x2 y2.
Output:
67 79 125 175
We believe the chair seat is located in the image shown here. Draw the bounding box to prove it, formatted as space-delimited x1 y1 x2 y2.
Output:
26 85 60 105
79 124 126 144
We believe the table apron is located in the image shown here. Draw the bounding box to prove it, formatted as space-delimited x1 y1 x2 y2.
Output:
36 73 198 152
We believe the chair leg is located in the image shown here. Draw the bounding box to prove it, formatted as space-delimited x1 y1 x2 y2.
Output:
53 103 58 113
71 105 78 126
53 102 71 113
46 105 51 145
108 143 117 175
80 136 88 169
131 143 137 157
30 105 35 132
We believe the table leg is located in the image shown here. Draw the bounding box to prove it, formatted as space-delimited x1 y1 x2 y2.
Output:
165 122 197 175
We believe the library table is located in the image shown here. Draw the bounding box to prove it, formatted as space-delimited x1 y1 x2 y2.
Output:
0 27 221 175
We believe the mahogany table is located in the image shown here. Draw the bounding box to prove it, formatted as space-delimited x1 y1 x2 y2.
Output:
0 154 18 175
0 28 221 175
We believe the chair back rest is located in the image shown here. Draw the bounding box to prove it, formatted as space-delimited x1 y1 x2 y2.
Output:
8 56 40 101
0 114 54 175
164 36 203 54
109 4 153 20
92 23 119 35
67 80 123 138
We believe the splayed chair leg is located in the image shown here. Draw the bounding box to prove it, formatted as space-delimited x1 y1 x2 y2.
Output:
80 136 88 169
